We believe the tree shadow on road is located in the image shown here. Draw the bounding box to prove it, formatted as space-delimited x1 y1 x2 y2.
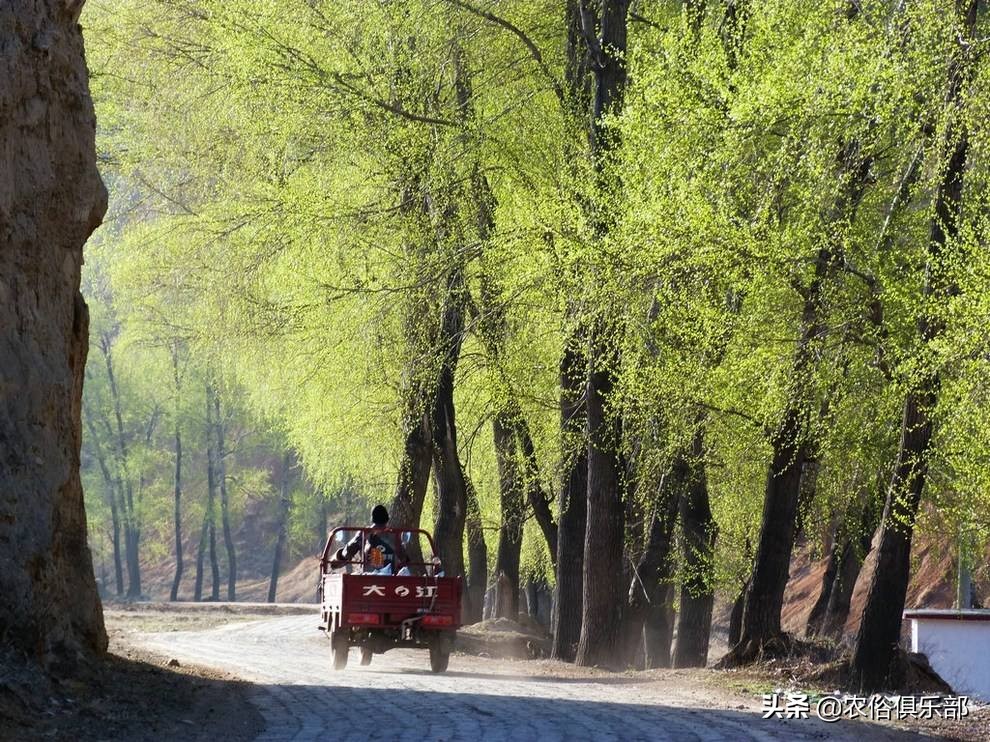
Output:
246 683 931 741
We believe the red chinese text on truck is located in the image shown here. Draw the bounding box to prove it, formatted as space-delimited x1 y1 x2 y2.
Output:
318 526 462 672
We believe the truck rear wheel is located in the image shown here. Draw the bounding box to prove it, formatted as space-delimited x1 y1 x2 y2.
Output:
429 638 450 673
331 631 349 670
360 647 373 666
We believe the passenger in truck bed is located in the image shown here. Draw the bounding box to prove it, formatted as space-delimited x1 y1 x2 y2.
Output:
329 505 411 575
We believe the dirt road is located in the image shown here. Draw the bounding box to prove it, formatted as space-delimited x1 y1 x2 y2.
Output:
130 613 939 741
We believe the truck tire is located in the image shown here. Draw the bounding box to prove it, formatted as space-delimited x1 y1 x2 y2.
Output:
360 647 373 666
429 638 450 673
331 632 349 671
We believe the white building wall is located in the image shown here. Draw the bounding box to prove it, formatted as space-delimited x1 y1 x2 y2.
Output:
910 616 990 701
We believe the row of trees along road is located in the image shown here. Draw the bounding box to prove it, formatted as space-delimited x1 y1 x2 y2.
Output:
82 0 990 689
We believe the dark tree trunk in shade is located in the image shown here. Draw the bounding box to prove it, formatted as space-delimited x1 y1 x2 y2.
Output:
851 3 973 688
731 120 874 662
516 416 558 565
822 500 879 639
169 425 183 602
551 339 588 662
549 0 593 664
526 579 545 621
806 533 841 637
100 336 143 600
465 476 488 624
84 412 125 597
388 393 433 565
198 388 221 602
431 270 471 613
575 0 631 671
673 430 717 668
631 481 679 669
728 580 748 648
124 517 141 600
213 392 237 601
109 493 124 597
169 345 184 602
493 413 524 620
194 508 208 602
269 453 292 603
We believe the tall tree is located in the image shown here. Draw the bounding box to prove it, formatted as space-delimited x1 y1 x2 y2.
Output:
851 0 978 689
576 0 631 669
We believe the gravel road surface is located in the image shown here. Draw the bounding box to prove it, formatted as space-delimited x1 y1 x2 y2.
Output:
136 614 935 742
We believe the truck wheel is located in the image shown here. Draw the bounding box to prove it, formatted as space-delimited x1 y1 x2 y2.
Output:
429 639 450 673
360 647 373 666
331 632 349 671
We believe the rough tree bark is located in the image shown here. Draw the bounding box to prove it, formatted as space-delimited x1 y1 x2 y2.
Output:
575 0 631 670
0 0 107 664
673 428 717 668
851 3 975 688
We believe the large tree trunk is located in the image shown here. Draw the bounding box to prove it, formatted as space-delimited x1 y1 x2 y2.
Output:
551 338 588 662
673 429 717 668
732 135 873 660
577 320 626 668
550 0 594 664
575 0 631 670
268 453 292 603
431 270 471 613
493 413 524 620
123 513 141 600
465 476 488 623
850 3 973 690
630 486 679 669
0 0 108 662
213 392 236 601
388 392 433 564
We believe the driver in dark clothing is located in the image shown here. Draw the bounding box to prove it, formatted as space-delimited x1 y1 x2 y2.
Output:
330 504 409 575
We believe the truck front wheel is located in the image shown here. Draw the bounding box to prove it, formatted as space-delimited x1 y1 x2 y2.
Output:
331 631 349 670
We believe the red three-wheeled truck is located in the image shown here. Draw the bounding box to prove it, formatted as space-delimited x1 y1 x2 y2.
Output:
318 526 462 672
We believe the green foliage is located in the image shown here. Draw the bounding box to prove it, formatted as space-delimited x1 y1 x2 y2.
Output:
81 0 990 601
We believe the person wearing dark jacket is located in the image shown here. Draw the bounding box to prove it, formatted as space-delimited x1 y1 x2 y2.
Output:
330 504 408 574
